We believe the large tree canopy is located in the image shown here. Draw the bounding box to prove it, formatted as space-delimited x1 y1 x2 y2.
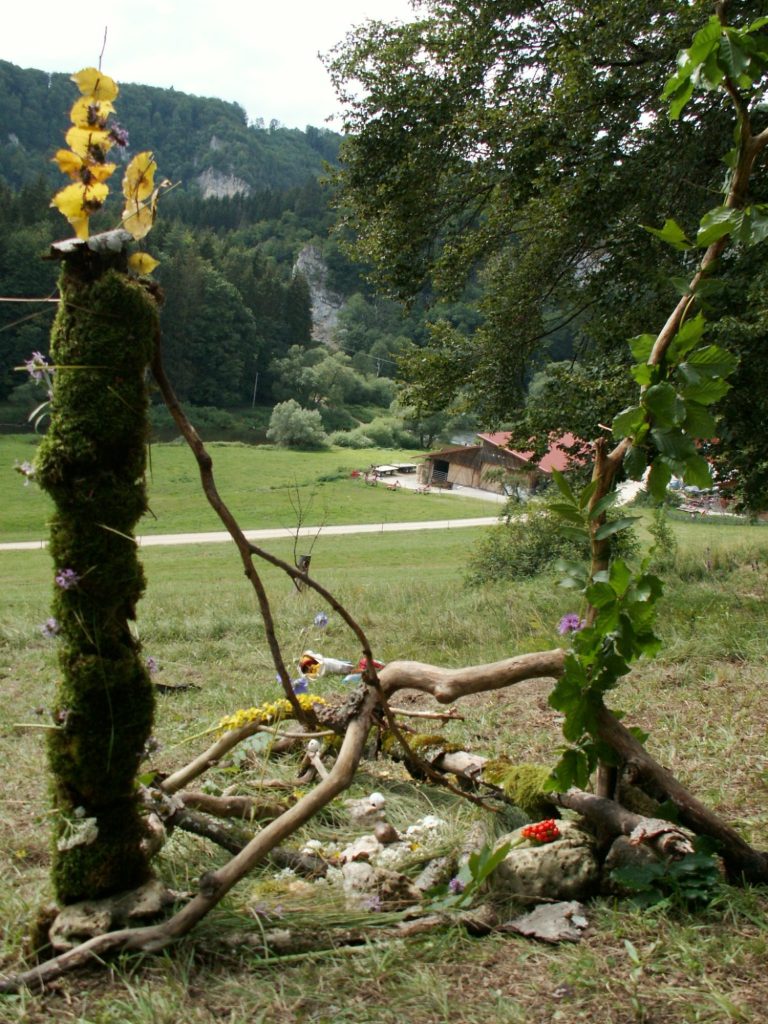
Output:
327 0 768 465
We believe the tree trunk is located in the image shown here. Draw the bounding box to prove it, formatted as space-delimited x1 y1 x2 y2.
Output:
35 253 159 903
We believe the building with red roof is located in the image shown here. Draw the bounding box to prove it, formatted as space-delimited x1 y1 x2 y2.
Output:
419 432 584 495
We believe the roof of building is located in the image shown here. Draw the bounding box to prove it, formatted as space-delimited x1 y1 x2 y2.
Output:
477 431 582 473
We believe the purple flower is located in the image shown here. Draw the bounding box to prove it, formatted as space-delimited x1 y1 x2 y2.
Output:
313 611 329 629
291 677 309 695
14 461 35 485
145 656 159 675
362 894 382 912
55 568 81 590
448 877 466 895
108 123 130 147
40 617 60 639
557 613 585 635
24 351 53 383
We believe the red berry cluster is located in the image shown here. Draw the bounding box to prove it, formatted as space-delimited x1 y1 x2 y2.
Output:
521 819 561 844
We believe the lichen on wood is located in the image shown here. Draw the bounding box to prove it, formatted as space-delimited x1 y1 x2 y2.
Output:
35 253 159 904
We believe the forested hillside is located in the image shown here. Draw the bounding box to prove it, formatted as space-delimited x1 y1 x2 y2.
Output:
0 61 483 440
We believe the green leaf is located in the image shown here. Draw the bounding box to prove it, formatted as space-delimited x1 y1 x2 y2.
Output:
697 206 743 247
613 404 646 439
594 517 639 541
577 479 599 511
719 31 750 80
650 427 697 460
588 490 620 520
745 205 768 246
647 459 673 502
680 378 731 405
609 559 632 597
643 383 685 428
555 558 589 586
549 501 586 526
682 453 713 490
667 312 706 363
558 525 589 541
550 467 575 503
623 445 647 481
628 334 655 362
585 581 618 609
642 218 692 249
684 343 738 378
682 401 717 439
630 362 656 387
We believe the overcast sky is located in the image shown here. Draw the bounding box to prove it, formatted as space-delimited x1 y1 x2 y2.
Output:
2 0 417 130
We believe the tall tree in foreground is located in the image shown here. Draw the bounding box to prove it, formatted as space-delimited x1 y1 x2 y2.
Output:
35 68 164 902
326 0 768 502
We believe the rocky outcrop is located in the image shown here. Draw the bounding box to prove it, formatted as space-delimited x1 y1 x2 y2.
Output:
294 243 345 345
196 168 250 199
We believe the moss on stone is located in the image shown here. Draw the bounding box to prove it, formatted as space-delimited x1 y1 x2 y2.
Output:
481 760 555 819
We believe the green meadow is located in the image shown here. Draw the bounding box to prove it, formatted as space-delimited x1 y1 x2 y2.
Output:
0 435 497 544
2 436 768 1023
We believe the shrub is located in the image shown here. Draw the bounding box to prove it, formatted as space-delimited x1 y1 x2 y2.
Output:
329 429 375 449
467 502 639 584
266 399 329 449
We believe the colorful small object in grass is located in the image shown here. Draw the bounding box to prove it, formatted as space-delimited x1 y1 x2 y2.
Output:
557 613 585 635
448 877 466 895
40 618 60 639
521 819 561 844
357 656 385 671
313 611 329 629
145 656 159 675
299 652 322 678
54 568 81 590
291 677 309 695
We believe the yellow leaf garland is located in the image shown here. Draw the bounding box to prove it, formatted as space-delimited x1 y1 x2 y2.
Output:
51 67 162 260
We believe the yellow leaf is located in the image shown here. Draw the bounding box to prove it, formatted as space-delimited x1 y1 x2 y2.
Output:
65 125 111 159
71 68 119 102
122 152 156 203
51 182 88 218
70 96 115 128
122 201 155 240
128 252 160 275
88 163 117 183
52 149 84 179
51 181 108 237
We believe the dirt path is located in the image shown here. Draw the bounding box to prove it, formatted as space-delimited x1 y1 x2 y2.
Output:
0 516 501 552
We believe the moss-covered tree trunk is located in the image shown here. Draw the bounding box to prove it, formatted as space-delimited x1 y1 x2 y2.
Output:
35 251 158 904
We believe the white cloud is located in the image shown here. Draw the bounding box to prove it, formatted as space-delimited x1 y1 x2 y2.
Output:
2 0 416 128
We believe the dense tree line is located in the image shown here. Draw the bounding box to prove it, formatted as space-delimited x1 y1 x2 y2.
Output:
328 0 768 506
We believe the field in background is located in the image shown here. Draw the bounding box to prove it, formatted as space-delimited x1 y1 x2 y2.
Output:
0 435 498 544
2 461 768 1021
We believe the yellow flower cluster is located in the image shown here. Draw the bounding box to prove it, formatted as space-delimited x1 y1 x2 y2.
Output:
216 693 327 735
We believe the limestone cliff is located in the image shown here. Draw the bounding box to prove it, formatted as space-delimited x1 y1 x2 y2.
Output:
294 244 345 345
